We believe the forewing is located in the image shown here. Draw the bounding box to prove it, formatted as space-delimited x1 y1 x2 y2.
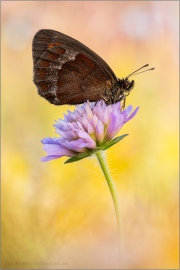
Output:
33 29 117 105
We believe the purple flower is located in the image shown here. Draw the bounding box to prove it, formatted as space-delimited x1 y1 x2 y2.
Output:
41 100 139 163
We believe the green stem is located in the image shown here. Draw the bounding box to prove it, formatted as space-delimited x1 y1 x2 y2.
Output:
95 150 123 253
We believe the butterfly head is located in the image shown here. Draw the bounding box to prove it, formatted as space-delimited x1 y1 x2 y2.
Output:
121 78 135 96
117 64 155 108
113 78 135 109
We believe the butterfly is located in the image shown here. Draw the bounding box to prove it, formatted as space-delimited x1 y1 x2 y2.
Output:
32 29 154 108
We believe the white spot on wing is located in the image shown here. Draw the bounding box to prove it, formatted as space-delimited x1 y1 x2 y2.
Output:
47 49 79 100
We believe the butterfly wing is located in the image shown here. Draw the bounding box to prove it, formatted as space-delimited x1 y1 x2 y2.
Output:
32 29 117 105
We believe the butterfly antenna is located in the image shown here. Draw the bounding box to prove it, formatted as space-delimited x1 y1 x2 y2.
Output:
129 67 155 77
126 64 155 79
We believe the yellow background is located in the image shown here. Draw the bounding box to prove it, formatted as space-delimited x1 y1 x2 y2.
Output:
1 1 179 269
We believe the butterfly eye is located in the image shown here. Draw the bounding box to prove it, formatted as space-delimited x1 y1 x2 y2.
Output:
123 80 130 89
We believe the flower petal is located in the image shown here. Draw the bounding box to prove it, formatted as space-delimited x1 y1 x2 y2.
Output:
126 107 140 122
62 140 87 153
41 155 62 162
41 137 59 144
95 120 104 143
125 105 133 116
42 140 75 157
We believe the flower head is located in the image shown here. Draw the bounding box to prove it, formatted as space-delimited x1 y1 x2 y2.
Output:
41 100 139 163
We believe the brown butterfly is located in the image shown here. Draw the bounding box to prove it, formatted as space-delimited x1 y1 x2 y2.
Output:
32 29 154 107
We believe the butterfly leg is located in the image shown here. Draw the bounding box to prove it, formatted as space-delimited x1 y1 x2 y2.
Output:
121 96 126 110
101 95 109 104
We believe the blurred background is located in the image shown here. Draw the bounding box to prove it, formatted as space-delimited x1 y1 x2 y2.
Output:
1 1 179 269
